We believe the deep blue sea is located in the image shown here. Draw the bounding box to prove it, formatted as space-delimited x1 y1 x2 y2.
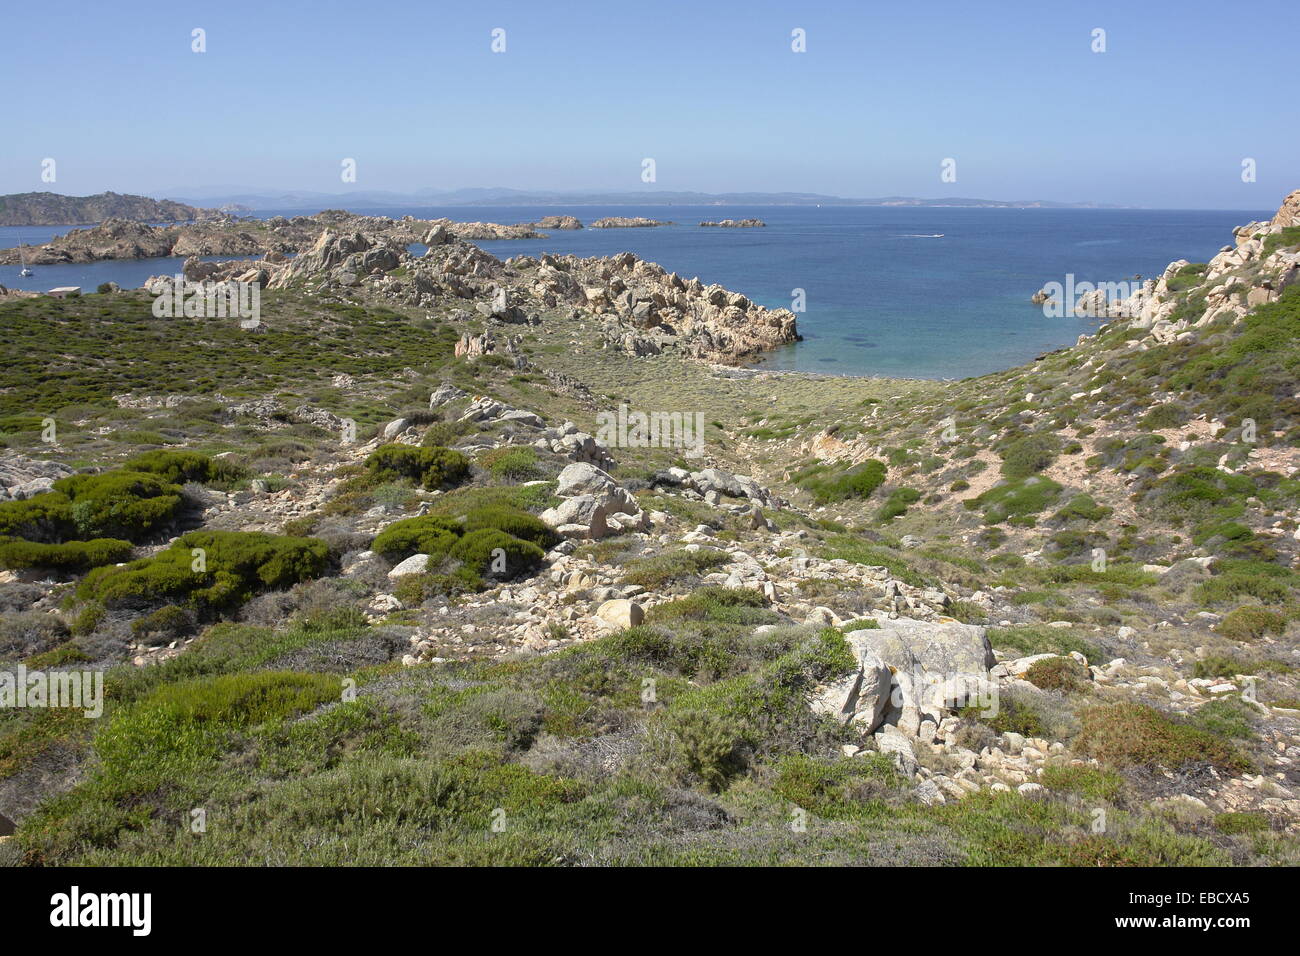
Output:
0 204 1269 380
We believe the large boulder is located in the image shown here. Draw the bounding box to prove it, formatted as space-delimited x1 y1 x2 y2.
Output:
845 618 994 736
540 495 610 538
387 553 431 578
811 653 892 734
556 462 617 497
595 599 644 629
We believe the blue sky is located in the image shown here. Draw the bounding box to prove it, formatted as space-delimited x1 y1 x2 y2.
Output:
2 0 1295 207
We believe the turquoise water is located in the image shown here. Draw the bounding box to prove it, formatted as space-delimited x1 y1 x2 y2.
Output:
1 204 1268 379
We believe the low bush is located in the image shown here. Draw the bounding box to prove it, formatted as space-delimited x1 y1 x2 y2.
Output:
1076 703 1249 773
622 548 729 588
463 506 558 550
1051 493 1112 523
0 537 133 571
999 432 1061 479
78 530 329 611
966 476 1063 525
478 447 542 482
365 443 469 490
989 626 1101 665
371 515 464 561
0 470 184 544
1023 656 1088 692
57 471 185 541
793 458 886 504
122 450 249 487
1218 606 1286 642
876 487 920 521
449 529 544 579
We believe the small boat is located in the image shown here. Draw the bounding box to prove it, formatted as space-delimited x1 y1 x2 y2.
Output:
19 267 33 277
18 244 33 277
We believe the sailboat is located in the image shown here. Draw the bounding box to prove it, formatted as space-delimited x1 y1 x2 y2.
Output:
18 244 33 278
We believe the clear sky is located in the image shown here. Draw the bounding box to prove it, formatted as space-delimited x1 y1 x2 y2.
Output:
3 0 1295 207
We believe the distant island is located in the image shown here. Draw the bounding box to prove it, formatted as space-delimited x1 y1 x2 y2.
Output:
589 216 673 229
0 191 233 226
164 186 1129 211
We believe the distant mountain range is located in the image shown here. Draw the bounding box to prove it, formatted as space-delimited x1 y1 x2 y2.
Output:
165 186 1126 211
0 191 230 226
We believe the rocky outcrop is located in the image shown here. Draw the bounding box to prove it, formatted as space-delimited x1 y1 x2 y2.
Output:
699 219 765 228
0 452 74 501
0 210 545 266
425 218 542 240
589 217 672 228
526 250 798 364
540 462 647 539
1038 190 1300 345
529 215 583 230
1270 188 1300 229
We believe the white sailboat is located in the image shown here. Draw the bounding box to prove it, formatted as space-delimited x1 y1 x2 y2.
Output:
18 244 33 278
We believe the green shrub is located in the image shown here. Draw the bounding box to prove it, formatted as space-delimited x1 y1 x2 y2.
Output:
1190 697 1256 739
1192 655 1245 679
135 670 341 729
1165 262 1207 293
967 476 1063 525
1039 765 1123 802
449 529 544 579
1195 559 1296 606
0 469 185 544
0 537 132 570
962 694 1045 737
463 506 558 550
793 458 886 504
130 604 193 645
1076 703 1249 773
122 450 249 486
371 515 464 561
648 708 746 791
647 587 776 627
478 447 542 482
365 443 469 490
770 752 902 818
1215 811 1270 835
1024 656 1088 692
0 490 74 541
989 626 1101 665
79 530 329 611
70 603 105 637
392 567 484 604
1052 493 1112 523
56 470 184 540
24 641 92 668
999 433 1061 479
1262 226 1300 257
876 487 920 521
1218 606 1286 642
622 548 729 587
421 421 473 446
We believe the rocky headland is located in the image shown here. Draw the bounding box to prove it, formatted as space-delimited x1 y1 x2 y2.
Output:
0 190 223 226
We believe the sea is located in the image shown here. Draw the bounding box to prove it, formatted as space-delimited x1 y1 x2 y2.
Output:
0 204 1271 380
